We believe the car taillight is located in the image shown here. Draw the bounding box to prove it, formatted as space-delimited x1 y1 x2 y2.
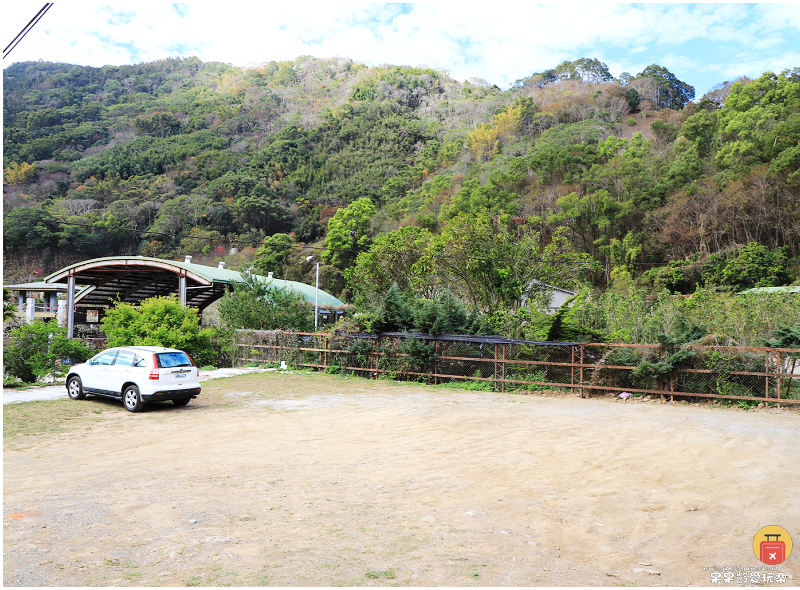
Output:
149 354 159 380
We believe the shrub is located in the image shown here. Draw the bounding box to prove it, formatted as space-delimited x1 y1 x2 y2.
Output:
217 272 314 331
101 296 218 366
3 320 93 383
400 337 437 373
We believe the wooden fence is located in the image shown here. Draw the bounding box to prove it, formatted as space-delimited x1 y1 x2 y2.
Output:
232 330 800 407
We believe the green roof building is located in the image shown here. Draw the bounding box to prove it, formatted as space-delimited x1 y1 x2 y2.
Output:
43 255 346 337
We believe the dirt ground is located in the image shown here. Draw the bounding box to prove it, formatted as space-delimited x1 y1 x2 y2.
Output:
4 371 799 587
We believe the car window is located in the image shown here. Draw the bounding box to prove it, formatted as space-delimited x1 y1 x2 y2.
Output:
156 352 192 368
114 350 135 367
132 355 148 367
93 351 118 366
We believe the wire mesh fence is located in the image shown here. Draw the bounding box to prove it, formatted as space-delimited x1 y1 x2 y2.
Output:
232 330 800 406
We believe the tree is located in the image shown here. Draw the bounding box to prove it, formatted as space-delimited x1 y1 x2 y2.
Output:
701 243 790 291
466 123 499 162
4 161 36 185
713 72 800 180
3 288 17 322
551 58 613 83
574 58 614 83
253 233 294 277
441 175 521 219
418 211 598 313
2 207 60 253
636 64 695 110
217 272 314 331
367 283 486 336
101 296 218 366
231 194 292 235
680 108 719 157
347 226 434 307
4 321 93 383
625 88 641 111
617 72 634 86
322 197 376 270
650 120 679 145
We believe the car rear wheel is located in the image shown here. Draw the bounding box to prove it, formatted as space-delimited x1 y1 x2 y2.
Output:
123 385 144 412
172 397 191 407
67 376 85 400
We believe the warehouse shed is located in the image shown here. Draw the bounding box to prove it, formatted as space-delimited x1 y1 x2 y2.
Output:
43 255 346 337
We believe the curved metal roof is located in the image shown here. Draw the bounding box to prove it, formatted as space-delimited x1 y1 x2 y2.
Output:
4 281 79 292
44 256 345 310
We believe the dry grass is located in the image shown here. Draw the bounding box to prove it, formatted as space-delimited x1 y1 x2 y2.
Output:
3 398 112 449
2 371 393 450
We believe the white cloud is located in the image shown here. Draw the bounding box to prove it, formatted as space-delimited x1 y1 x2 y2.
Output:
3 3 798 93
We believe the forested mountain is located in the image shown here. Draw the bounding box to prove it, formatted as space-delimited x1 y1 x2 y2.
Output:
3 56 799 302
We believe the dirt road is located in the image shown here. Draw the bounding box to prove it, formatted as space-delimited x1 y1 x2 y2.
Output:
4 372 799 586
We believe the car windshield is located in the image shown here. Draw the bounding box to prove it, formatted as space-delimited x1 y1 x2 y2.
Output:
155 352 193 368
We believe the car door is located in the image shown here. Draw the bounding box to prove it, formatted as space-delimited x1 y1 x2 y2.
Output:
106 349 136 397
81 350 118 394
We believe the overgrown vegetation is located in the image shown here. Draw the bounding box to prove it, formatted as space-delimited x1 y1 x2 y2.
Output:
3 321 94 383
102 295 219 366
216 271 314 331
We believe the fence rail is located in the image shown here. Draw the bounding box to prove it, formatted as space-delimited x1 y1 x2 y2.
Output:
233 330 800 407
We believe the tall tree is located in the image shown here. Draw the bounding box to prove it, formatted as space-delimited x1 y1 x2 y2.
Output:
253 233 295 277
636 64 695 110
418 211 597 312
322 197 377 270
347 225 434 306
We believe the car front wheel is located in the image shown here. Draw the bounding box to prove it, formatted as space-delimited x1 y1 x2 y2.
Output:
67 376 85 400
123 385 144 412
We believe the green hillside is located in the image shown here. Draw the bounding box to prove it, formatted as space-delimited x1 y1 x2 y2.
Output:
4 56 800 307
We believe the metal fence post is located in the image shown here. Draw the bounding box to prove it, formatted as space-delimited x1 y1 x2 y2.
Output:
571 345 575 396
579 344 585 398
232 329 237 367
434 340 439 385
766 351 770 404
502 343 506 393
776 351 781 409
494 343 499 392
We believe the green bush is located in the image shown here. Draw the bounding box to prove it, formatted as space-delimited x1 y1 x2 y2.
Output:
347 339 375 368
400 337 437 373
217 272 314 331
3 320 93 383
101 296 218 366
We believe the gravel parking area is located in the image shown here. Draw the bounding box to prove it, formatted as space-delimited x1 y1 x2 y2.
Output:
4 372 799 586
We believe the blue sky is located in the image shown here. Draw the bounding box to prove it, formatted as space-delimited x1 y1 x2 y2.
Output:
3 3 800 97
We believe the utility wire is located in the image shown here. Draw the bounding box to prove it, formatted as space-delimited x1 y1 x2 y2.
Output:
4 4 53 60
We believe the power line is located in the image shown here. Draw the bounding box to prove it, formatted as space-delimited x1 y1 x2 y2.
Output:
4 4 53 60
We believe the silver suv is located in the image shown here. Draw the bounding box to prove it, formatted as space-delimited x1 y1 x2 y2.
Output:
66 346 201 412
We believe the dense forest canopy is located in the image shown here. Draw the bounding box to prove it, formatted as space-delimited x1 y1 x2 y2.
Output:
3 56 800 305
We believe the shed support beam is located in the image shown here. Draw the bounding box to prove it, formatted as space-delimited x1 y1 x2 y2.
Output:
178 275 187 307
66 274 75 339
